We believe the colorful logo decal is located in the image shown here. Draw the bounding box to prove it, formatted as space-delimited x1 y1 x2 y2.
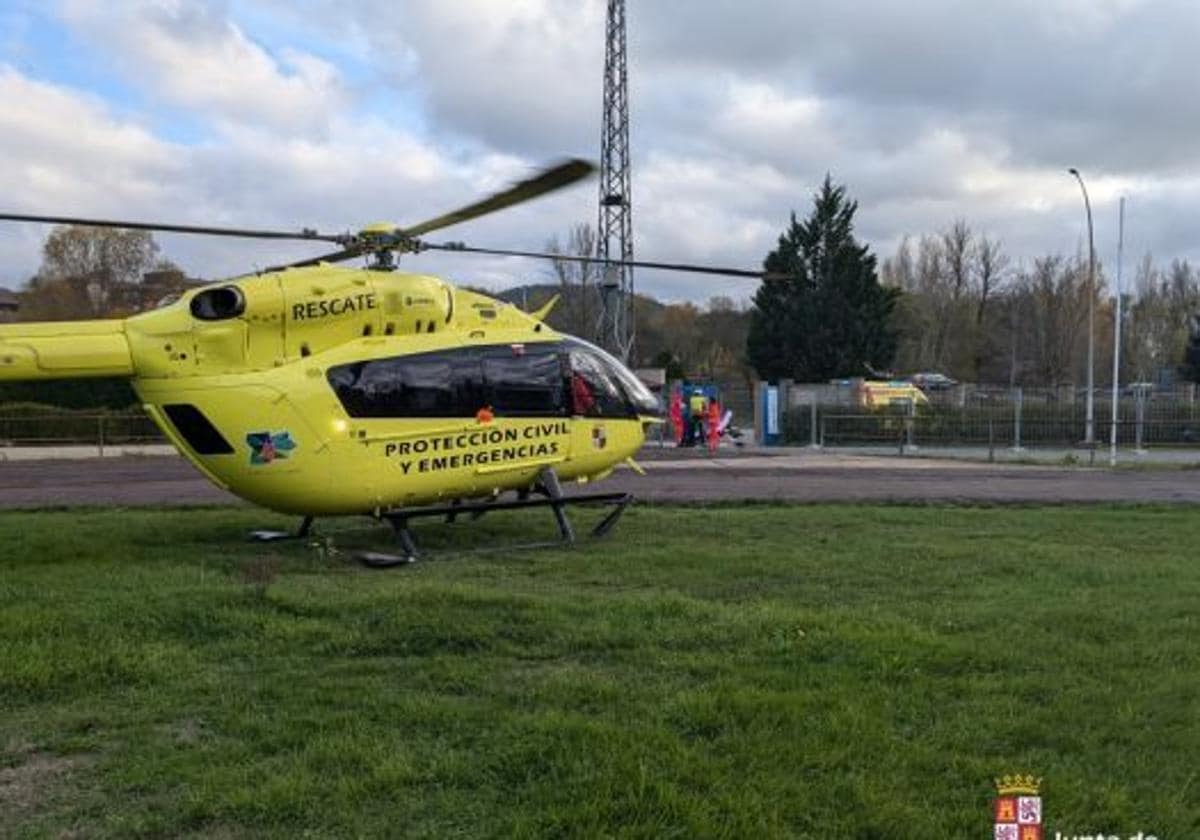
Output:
592 425 607 450
994 774 1042 840
247 431 296 465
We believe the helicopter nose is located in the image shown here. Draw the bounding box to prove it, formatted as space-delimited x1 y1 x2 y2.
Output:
640 392 667 423
650 393 667 418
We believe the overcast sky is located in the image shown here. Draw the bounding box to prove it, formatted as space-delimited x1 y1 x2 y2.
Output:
1 0 1196 303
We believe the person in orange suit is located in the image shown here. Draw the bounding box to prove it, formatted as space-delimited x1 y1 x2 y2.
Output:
706 398 722 453
669 387 684 444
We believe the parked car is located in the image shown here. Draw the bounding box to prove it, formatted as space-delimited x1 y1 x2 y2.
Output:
1122 382 1154 395
909 372 958 391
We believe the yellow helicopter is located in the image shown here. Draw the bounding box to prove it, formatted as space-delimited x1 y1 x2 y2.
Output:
0 160 769 563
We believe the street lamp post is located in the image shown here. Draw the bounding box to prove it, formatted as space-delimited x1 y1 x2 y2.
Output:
1068 167 1096 444
1110 197 1125 467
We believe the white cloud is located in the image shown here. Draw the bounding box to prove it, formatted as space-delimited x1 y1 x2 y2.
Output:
0 64 535 285
0 66 180 209
59 0 348 137
236 0 605 155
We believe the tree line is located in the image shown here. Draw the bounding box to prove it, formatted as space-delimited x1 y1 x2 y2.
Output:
743 178 1200 388
882 226 1200 387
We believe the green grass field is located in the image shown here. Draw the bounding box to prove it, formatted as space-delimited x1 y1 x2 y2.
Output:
2 504 1198 838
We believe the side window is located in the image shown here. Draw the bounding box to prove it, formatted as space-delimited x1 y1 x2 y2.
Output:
327 348 483 417
482 347 566 416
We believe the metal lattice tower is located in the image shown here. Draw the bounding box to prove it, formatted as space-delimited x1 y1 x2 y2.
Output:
597 0 634 361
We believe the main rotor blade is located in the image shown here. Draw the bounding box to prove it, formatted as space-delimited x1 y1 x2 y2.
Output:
265 247 366 273
400 159 595 238
0 212 349 244
420 241 780 279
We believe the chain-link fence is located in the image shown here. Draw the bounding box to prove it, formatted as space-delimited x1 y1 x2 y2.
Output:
0 410 164 450
779 384 1200 450
713 376 756 427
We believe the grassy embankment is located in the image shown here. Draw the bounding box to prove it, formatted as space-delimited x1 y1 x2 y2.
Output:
2 505 1198 837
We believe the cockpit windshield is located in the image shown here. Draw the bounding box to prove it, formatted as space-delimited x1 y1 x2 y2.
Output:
563 337 661 417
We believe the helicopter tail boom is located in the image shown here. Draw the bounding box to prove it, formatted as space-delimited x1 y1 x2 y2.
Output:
0 320 133 381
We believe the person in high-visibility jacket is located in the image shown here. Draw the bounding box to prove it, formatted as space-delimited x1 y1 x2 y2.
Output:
688 389 708 447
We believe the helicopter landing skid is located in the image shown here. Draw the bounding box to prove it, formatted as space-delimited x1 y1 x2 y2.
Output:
249 515 314 543
360 490 633 568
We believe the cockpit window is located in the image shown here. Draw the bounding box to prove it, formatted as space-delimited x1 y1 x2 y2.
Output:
482 346 565 415
328 350 483 418
568 347 628 417
328 343 565 419
563 338 661 417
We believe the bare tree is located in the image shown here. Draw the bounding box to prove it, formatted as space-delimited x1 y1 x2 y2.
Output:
1016 256 1090 386
927 220 972 371
885 223 1018 382
545 223 599 341
1124 254 1198 383
975 236 1009 326
884 223 982 376
942 220 973 299
880 236 915 290
22 225 162 319
973 235 1010 379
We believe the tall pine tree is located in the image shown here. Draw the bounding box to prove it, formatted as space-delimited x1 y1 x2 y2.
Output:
748 176 898 381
